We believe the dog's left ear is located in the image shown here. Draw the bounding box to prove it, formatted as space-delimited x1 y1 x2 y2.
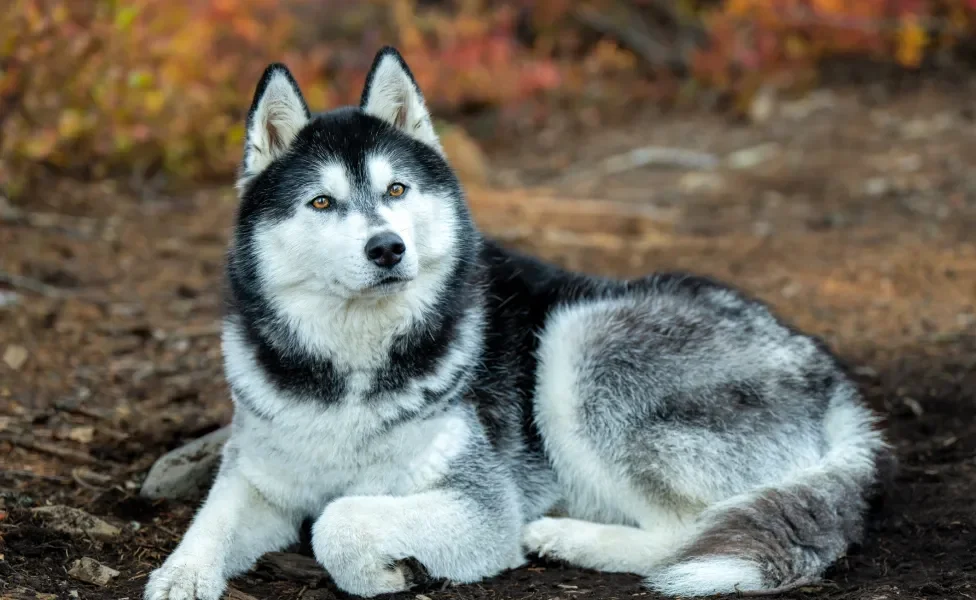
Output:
361 47 442 153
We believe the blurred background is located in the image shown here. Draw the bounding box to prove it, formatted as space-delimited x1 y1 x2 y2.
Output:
1 1 974 600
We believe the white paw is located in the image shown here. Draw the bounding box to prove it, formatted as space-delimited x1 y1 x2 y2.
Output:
312 498 423 597
522 517 580 560
144 555 226 600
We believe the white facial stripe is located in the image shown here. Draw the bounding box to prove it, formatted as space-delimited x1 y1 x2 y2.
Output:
320 163 351 199
366 154 395 193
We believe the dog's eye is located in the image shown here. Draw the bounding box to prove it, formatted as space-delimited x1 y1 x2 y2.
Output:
387 183 406 198
309 196 332 210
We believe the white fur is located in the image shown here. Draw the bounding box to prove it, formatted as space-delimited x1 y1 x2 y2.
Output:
320 162 351 200
251 154 459 369
366 155 395 193
649 557 765 596
314 490 523 597
144 467 300 600
241 69 308 181
522 517 689 575
362 54 443 152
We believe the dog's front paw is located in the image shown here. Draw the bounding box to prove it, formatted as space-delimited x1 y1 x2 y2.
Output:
312 497 420 597
522 517 571 559
522 517 602 564
144 556 226 600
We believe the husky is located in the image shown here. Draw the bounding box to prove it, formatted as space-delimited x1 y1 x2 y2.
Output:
144 46 892 600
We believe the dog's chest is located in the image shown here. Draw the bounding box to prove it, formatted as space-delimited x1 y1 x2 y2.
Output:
231 396 471 515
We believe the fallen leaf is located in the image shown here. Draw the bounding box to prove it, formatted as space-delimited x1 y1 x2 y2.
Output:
67 426 95 444
3 345 28 370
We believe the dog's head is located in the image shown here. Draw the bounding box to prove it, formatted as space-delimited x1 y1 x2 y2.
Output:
231 47 473 308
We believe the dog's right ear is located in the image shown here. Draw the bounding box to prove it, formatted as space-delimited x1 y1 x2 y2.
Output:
239 63 310 187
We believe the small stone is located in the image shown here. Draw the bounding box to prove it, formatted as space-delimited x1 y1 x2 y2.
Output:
31 505 121 541
3 345 28 370
903 397 924 418
726 143 780 170
68 557 119 587
781 282 802 299
748 85 777 124
140 426 230 500
678 172 726 196
864 177 889 197
0 290 20 308
853 366 878 378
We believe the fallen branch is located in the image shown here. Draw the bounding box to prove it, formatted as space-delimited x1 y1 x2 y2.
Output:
551 144 719 187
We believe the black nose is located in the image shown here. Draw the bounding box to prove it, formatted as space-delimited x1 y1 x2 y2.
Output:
365 232 406 268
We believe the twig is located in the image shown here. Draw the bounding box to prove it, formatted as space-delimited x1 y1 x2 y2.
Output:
734 578 835 597
0 270 72 298
0 270 112 304
0 468 72 484
71 467 113 490
0 432 100 465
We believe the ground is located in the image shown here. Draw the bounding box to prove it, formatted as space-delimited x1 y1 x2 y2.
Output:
1 79 974 600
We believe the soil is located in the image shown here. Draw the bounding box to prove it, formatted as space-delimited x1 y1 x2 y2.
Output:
1 79 975 600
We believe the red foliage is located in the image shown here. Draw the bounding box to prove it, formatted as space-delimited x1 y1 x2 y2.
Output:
2 0 975 195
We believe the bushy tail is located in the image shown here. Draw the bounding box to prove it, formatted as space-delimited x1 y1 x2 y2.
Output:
647 394 895 597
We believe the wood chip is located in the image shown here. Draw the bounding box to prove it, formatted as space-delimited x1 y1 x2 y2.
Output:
31 505 121 540
68 557 120 587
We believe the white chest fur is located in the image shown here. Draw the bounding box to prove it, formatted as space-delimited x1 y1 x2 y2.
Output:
229 399 472 515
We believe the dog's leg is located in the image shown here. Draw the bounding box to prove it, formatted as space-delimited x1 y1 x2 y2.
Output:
144 465 300 600
312 487 523 597
522 516 693 575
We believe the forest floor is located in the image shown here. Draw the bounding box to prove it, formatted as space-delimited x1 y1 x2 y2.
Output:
1 78 974 600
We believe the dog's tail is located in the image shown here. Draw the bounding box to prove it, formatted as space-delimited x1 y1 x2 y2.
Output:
647 388 894 597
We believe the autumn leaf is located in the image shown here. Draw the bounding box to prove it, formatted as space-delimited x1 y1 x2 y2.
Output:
896 15 927 68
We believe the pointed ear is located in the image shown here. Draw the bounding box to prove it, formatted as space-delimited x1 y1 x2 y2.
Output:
360 47 442 152
240 63 310 184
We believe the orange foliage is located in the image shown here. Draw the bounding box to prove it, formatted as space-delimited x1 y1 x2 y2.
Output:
694 0 976 96
0 0 565 195
2 0 975 195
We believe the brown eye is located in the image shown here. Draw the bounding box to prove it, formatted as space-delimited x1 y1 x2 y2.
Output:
387 183 406 197
309 196 331 210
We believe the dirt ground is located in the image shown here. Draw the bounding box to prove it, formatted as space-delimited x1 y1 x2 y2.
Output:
1 79 975 600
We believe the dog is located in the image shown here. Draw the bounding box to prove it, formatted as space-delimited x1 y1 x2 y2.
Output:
144 46 892 600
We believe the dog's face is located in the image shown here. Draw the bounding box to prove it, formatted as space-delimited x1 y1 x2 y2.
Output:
233 48 467 303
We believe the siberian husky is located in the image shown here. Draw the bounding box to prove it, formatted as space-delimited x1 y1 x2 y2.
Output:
145 46 892 600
